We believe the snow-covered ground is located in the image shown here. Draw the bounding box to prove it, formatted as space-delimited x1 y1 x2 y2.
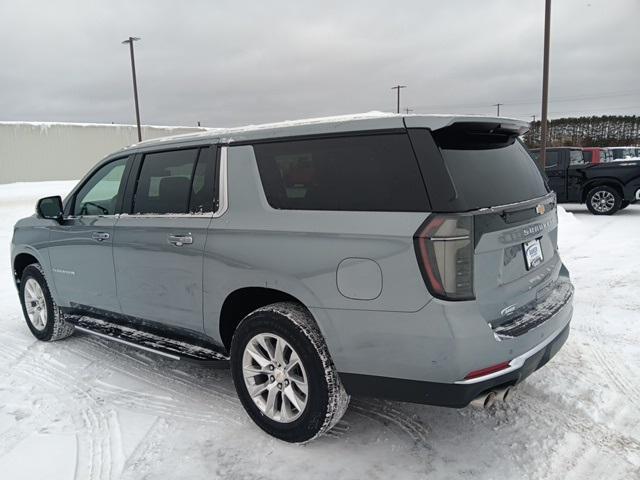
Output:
1 181 639 480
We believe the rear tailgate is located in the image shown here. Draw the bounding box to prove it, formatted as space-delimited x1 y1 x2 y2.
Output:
410 120 573 337
473 194 572 336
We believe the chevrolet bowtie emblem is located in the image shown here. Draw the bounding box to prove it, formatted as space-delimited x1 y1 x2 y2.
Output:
536 204 545 215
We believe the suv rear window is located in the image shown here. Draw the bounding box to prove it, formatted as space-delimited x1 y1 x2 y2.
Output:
253 134 429 211
433 126 548 209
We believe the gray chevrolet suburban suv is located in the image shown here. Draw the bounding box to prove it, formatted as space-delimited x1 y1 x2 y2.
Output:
11 114 574 442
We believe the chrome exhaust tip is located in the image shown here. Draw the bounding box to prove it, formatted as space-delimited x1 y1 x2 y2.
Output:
494 386 512 402
470 391 497 409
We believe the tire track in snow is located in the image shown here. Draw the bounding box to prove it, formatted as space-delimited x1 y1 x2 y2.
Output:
518 392 640 458
579 299 640 411
4 353 112 480
118 417 169 480
350 398 431 450
68 335 245 424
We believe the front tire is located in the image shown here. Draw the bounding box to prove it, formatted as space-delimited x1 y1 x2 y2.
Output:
230 302 349 443
19 264 75 341
586 186 621 215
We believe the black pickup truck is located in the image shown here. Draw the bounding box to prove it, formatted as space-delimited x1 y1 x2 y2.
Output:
530 147 640 215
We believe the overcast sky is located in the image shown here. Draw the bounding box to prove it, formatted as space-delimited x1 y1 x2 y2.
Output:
1 0 638 127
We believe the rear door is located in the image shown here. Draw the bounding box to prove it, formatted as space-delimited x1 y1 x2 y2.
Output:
543 151 567 201
566 149 587 201
112 145 218 332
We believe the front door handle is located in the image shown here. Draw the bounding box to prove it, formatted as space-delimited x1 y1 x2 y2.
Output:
168 234 193 247
92 231 110 242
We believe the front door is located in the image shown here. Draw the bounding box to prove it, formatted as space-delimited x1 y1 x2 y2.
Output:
112 145 217 333
49 156 130 313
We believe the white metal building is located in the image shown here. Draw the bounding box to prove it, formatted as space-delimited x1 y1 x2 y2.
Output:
0 122 207 184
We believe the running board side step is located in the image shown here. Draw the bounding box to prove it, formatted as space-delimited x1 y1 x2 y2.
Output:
66 316 230 367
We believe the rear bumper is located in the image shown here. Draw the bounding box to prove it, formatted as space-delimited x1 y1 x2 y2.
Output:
340 322 570 408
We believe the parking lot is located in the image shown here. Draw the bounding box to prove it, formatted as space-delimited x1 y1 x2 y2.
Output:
1 182 639 480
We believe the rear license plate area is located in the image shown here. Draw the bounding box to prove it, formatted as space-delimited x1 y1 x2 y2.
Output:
523 238 543 270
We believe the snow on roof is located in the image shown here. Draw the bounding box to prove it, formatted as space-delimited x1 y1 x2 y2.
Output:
125 111 529 150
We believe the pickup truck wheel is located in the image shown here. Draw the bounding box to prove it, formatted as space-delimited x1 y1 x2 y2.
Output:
230 302 349 443
19 264 75 341
586 186 621 215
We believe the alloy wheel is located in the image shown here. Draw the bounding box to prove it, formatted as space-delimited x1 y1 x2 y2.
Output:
242 333 309 423
24 278 48 331
591 190 615 213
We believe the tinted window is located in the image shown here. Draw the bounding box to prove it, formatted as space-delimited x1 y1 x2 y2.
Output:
74 157 128 216
437 140 548 209
545 151 559 168
569 150 584 165
583 151 593 163
133 149 203 214
189 148 217 213
254 134 429 211
529 150 558 168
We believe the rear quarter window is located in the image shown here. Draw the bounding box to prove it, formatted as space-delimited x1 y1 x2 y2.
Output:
253 134 429 212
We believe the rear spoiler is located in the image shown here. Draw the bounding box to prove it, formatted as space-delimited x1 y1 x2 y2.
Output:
431 122 528 150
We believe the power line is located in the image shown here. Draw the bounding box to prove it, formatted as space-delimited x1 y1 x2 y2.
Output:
509 104 640 118
412 89 640 112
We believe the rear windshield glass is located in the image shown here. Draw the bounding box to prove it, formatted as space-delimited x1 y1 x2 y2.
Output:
254 134 429 211
437 137 548 209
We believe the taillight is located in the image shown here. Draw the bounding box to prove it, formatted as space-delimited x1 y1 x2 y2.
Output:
414 215 475 300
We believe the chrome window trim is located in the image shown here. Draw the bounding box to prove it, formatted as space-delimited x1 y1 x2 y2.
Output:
114 145 228 220
212 146 229 219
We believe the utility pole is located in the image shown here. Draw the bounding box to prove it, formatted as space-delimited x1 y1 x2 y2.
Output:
540 0 552 169
391 85 406 114
122 36 142 142
404 108 413 114
493 103 503 116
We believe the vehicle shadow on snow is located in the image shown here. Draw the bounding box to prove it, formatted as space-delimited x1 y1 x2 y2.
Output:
564 204 640 216
68 332 536 454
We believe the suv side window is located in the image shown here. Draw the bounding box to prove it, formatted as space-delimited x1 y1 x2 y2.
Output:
544 151 559 168
73 157 128 216
132 148 214 214
569 150 584 165
253 134 429 211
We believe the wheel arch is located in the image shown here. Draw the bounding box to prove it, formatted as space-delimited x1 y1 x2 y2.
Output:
13 250 43 288
581 178 624 203
219 287 306 351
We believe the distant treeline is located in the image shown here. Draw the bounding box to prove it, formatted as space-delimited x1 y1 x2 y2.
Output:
524 115 640 148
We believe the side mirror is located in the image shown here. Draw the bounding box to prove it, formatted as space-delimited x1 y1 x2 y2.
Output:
36 196 64 222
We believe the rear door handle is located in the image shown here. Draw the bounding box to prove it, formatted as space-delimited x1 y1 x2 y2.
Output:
92 231 110 242
168 234 193 246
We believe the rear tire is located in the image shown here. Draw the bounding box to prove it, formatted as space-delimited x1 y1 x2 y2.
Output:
620 200 630 210
586 186 621 215
19 264 75 341
230 302 349 443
